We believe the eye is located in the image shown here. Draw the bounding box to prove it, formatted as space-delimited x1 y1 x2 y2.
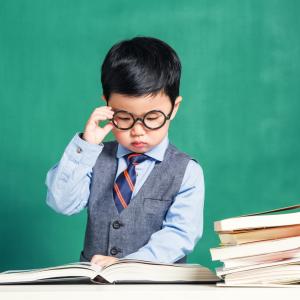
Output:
145 111 164 120
145 117 159 120
118 117 131 121
113 111 132 121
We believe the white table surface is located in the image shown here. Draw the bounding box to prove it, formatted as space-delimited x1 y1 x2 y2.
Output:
0 283 299 300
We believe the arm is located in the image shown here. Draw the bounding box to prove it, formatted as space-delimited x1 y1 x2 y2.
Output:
45 133 103 215
123 160 205 263
45 105 114 215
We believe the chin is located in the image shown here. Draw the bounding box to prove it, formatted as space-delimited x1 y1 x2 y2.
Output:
129 145 148 153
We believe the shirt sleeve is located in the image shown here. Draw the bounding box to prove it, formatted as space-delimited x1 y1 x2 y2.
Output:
123 159 205 263
45 132 104 215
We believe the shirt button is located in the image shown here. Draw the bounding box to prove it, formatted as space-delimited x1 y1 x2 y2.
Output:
112 221 121 229
110 247 119 256
76 147 82 153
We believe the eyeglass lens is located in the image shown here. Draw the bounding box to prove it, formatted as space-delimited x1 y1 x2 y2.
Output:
112 110 167 129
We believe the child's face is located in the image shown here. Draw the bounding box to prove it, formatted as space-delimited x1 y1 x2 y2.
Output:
105 92 182 153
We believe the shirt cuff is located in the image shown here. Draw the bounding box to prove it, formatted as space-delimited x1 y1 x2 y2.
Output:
65 132 104 166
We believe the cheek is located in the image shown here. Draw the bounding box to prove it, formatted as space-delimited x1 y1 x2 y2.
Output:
148 125 169 141
157 122 169 135
112 128 128 141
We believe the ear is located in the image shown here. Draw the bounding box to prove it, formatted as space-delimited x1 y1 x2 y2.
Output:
170 96 183 120
101 95 107 102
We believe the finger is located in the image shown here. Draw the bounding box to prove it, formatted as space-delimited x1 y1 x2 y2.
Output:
91 114 112 122
91 254 105 261
102 122 114 134
89 110 113 122
92 112 114 122
91 258 107 267
95 105 112 109
105 259 117 267
92 260 104 267
94 106 114 114
99 260 111 267
92 109 114 117
89 113 113 125
90 255 102 264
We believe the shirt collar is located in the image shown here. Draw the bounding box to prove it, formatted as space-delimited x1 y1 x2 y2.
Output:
116 135 169 162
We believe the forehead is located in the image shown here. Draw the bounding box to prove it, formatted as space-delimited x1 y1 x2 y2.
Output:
108 92 172 114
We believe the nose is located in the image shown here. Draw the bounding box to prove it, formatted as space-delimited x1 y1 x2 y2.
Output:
131 120 146 136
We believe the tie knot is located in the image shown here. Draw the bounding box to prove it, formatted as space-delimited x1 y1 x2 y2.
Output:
126 153 149 166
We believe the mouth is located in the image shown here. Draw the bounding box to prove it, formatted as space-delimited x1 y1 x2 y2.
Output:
131 141 147 147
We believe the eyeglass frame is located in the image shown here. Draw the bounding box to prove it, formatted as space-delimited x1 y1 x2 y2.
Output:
109 105 175 130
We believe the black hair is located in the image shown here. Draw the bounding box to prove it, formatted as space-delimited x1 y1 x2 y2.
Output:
101 36 181 105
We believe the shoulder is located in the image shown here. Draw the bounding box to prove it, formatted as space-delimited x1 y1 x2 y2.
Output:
167 143 204 181
168 143 204 179
186 159 204 179
178 160 204 194
168 142 199 164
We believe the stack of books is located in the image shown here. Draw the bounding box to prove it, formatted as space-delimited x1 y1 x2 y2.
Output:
210 204 300 287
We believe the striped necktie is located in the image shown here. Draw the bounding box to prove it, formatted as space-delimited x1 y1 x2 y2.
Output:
113 153 149 213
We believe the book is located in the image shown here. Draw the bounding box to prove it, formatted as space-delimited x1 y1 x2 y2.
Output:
0 259 220 284
216 256 300 277
222 248 300 269
210 235 300 261
217 282 300 288
214 204 300 232
222 263 300 286
211 203 300 286
218 224 300 246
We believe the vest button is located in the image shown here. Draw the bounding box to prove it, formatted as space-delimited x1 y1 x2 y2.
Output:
112 221 121 229
110 247 119 256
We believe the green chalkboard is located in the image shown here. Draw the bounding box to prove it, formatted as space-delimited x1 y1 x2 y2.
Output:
1 0 300 272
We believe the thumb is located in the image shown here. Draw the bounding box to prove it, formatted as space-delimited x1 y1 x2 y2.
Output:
102 122 114 135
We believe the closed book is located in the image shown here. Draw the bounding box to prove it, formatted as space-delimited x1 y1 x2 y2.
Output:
216 256 300 277
0 259 220 284
222 248 300 269
218 224 300 245
210 236 300 261
223 263 300 286
214 204 300 232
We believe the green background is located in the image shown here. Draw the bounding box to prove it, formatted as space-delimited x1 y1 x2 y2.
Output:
0 0 299 272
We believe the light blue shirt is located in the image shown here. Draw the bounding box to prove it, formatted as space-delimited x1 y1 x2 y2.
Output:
45 133 205 263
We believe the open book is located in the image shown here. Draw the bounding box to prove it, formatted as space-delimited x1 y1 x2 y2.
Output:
0 259 220 284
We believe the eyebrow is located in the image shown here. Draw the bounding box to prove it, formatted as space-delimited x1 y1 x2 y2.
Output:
111 108 159 116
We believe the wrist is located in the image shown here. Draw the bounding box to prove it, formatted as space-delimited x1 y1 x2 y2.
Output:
75 132 104 149
81 132 95 144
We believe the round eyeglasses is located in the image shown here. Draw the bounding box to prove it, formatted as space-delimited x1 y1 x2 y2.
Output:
110 108 173 130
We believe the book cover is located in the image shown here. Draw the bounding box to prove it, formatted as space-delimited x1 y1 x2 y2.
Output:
214 204 300 232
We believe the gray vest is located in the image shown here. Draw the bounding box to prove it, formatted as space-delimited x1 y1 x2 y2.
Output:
80 140 194 263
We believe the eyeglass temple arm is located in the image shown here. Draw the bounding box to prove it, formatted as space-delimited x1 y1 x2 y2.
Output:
167 104 175 119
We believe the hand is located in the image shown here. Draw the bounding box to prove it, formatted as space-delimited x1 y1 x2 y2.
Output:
90 254 119 267
82 106 114 145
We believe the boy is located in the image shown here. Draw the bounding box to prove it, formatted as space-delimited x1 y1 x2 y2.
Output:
45 36 204 267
